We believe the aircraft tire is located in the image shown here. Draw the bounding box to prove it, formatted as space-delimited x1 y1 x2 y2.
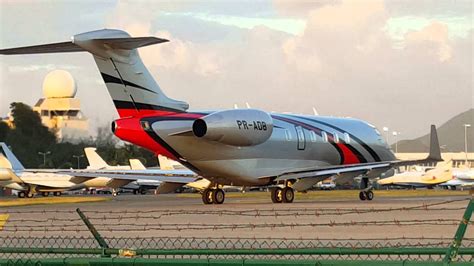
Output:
359 191 366 201
42 192 49 197
133 189 138 195
140 189 147 195
213 189 225 204
53 192 62 197
282 187 294 203
366 190 374 201
18 191 26 198
271 187 283 203
202 188 213 204
26 192 34 198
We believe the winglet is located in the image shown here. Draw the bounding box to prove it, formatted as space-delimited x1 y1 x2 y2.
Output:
427 125 442 161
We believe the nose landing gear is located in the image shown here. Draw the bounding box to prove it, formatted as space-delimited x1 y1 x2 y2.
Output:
359 177 374 201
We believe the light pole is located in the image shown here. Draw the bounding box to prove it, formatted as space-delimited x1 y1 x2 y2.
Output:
392 131 400 153
382 127 389 144
73 154 84 169
38 151 51 167
464 124 471 166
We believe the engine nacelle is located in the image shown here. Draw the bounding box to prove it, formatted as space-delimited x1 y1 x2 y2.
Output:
192 109 273 146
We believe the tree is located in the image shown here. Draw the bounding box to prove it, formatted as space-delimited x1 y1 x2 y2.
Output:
0 121 10 142
5 103 56 168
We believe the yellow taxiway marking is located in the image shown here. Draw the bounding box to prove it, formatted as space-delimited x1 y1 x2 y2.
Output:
0 214 9 230
0 197 110 207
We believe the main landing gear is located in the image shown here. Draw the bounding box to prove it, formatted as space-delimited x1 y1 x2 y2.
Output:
359 177 374 201
202 188 225 205
270 186 294 203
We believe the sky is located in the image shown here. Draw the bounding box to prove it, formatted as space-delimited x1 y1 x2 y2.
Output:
0 0 472 142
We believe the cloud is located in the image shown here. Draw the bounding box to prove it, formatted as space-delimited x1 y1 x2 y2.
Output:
0 0 472 140
405 22 451 61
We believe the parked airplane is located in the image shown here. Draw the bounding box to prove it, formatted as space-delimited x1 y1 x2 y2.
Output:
0 143 197 198
440 168 474 189
84 147 203 195
377 165 452 189
0 29 442 204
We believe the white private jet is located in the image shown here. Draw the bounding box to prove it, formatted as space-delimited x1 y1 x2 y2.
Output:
0 143 198 198
83 147 207 195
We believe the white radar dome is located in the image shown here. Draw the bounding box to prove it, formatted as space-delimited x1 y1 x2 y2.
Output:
42 70 77 98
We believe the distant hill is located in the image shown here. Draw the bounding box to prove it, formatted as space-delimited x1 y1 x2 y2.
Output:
393 109 474 152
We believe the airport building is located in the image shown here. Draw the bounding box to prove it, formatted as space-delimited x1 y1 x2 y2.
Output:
3 70 90 143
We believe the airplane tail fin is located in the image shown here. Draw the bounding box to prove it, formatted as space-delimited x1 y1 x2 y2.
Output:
158 155 175 170
0 143 24 170
0 29 189 117
84 148 109 169
427 125 442 162
129 159 146 170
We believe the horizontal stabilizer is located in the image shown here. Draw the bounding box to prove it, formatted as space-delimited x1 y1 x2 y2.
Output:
0 37 168 55
0 41 83 54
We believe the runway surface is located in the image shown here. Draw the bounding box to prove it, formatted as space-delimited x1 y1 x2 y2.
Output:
1 191 472 240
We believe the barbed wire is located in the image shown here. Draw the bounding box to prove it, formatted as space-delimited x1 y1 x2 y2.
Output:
2 218 471 232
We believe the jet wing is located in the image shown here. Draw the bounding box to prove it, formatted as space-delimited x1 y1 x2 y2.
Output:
27 169 198 184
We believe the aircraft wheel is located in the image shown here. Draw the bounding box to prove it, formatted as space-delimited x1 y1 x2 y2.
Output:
359 191 366 201
41 192 49 197
282 187 294 203
26 192 34 198
133 189 138 195
53 192 62 197
213 189 225 204
366 190 374 201
140 189 147 195
271 187 283 203
202 188 213 204
18 191 26 198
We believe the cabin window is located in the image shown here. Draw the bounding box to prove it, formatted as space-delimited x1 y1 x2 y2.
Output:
344 133 351 143
322 131 328 142
285 129 292 141
309 131 317 142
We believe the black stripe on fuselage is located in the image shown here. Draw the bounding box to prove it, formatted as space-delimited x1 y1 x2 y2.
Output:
271 115 344 164
140 116 202 174
294 116 381 162
113 100 185 113
341 141 368 163
100 72 157 94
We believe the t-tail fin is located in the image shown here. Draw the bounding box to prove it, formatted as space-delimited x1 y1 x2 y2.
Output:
129 159 146 170
0 143 24 170
158 155 175 170
84 148 109 169
0 29 189 117
427 125 442 162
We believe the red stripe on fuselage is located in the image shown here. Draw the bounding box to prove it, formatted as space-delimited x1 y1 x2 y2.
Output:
336 143 360 164
114 108 204 160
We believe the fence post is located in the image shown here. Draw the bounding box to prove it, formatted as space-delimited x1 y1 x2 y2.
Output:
443 197 474 265
76 208 110 257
